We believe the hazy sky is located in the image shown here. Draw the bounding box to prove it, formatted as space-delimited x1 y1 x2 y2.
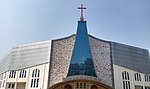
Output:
0 0 150 58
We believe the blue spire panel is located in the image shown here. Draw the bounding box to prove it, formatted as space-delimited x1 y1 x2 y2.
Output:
67 21 97 77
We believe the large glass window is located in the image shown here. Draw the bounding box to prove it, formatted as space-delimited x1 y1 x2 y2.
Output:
19 69 27 78
67 21 96 77
31 69 40 88
9 71 16 78
145 74 150 82
8 84 14 88
134 73 141 81
122 71 130 89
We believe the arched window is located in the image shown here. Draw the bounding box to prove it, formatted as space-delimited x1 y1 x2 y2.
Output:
13 71 16 78
122 71 130 89
91 85 98 89
9 71 16 78
145 74 150 82
32 70 35 77
31 69 40 88
19 70 27 78
9 72 11 78
64 84 72 89
37 69 40 77
134 73 141 81
35 69 37 77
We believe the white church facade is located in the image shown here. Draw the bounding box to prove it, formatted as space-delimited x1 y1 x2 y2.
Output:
0 41 51 89
0 4 150 89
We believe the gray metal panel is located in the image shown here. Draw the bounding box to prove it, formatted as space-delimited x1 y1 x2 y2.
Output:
0 41 51 73
111 42 150 74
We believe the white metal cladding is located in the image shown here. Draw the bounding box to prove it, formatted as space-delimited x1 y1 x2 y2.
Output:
0 40 51 73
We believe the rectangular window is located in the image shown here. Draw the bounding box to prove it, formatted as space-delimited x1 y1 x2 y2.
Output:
125 72 127 80
134 74 136 81
36 79 39 88
31 79 33 87
13 71 16 78
8 84 11 88
12 84 14 88
123 81 125 89
145 75 147 81
33 79 36 87
19 72 21 78
24 71 26 78
122 73 124 79
32 71 34 77
9 72 11 78
126 81 128 89
128 81 130 89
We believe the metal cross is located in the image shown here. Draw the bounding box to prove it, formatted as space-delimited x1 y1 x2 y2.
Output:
78 4 86 21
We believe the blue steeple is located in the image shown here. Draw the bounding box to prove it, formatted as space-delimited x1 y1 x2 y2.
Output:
67 5 97 77
67 20 97 77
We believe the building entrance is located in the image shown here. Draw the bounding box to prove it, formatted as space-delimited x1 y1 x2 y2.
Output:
16 82 26 89
49 79 112 89
135 86 143 89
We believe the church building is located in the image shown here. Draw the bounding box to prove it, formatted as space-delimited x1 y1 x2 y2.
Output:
0 4 150 89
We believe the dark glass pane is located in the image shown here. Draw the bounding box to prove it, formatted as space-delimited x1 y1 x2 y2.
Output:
21 70 23 78
128 81 130 89
36 79 39 88
19 71 21 78
33 79 36 87
35 69 37 77
31 79 33 87
12 84 14 88
32 70 34 77
127 72 129 80
13 71 16 78
8 84 11 88
123 81 125 89
67 21 96 77
122 72 124 80
24 70 26 78
37 70 40 77
9 72 11 78
134 73 136 81
126 81 128 89
125 72 127 80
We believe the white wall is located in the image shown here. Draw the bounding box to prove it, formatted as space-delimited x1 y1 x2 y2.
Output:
113 64 150 89
0 63 49 89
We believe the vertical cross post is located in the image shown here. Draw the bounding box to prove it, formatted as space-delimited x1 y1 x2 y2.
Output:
78 4 86 21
